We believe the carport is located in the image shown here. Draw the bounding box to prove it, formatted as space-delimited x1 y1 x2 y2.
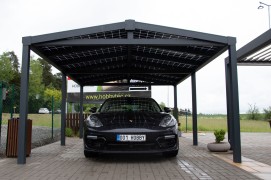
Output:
237 28 271 65
18 20 241 164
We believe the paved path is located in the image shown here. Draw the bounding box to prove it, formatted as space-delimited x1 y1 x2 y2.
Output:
182 132 271 179
182 132 271 166
0 137 259 180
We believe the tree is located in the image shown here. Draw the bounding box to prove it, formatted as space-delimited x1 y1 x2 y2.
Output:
0 51 20 85
7 51 21 86
38 58 54 88
43 88 61 110
0 52 14 84
7 51 20 73
247 103 260 120
29 57 44 97
187 109 191 115
28 57 45 113
263 106 271 120
52 72 62 90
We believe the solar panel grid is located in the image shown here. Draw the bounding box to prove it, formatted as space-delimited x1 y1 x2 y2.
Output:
33 23 227 86
41 46 72 52
52 46 127 62
133 29 191 40
134 55 192 69
133 46 204 62
70 29 127 39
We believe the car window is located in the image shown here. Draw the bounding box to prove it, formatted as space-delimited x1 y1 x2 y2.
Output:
100 98 161 113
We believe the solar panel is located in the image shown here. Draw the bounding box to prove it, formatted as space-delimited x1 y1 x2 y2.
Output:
32 21 227 85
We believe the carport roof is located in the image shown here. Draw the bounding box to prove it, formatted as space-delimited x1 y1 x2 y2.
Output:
24 20 232 86
237 29 271 66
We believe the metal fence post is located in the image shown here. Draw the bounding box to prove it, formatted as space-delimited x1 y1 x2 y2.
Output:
52 96 54 139
10 84 15 119
0 82 3 145
185 110 188 133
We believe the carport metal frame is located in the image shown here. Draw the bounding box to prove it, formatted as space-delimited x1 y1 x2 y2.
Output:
18 20 241 164
225 28 271 164
236 28 271 65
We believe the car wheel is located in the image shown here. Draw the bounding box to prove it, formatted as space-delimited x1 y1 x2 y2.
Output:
163 150 178 157
84 150 97 158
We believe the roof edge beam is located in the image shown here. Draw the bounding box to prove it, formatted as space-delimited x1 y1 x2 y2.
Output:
27 22 126 44
236 29 271 61
135 22 229 44
125 20 135 31
68 69 191 75
35 38 224 47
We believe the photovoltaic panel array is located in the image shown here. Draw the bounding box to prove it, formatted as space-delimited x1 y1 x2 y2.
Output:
31 20 228 86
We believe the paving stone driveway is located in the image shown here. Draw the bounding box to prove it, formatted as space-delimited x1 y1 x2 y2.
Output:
182 132 271 166
0 137 259 180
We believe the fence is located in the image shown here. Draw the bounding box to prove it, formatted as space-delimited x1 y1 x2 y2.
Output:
1 83 20 119
66 113 89 134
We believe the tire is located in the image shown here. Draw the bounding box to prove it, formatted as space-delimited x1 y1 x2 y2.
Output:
163 150 178 157
84 150 98 158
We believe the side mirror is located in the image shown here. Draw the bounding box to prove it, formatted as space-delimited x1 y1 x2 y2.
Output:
164 107 171 113
90 107 97 113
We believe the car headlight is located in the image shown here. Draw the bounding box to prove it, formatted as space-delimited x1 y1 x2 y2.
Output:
85 116 103 128
159 115 176 127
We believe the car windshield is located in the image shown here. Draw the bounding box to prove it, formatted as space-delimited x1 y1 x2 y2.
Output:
99 98 161 113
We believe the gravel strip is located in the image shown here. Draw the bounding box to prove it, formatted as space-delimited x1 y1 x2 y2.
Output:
0 125 60 156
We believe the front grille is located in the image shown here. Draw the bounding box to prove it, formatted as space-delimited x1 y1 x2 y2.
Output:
105 142 158 151
85 135 177 151
86 138 106 149
157 137 177 148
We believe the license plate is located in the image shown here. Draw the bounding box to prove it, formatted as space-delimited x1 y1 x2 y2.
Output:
116 134 146 142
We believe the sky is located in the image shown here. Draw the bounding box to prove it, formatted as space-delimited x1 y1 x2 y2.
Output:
0 0 271 114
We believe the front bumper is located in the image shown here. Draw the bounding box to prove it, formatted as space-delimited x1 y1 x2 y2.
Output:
83 127 178 154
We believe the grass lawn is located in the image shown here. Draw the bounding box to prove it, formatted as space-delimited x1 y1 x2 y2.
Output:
1 113 61 128
179 114 271 132
1 113 270 132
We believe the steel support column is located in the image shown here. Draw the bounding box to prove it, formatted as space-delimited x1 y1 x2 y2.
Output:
61 74 67 146
17 45 30 164
79 85 83 139
225 59 233 150
191 72 198 146
173 85 179 123
228 42 241 163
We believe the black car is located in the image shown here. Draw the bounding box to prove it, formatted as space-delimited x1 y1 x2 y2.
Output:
83 97 179 157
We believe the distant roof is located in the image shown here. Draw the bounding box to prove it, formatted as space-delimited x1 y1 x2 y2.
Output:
237 29 271 66
24 20 232 86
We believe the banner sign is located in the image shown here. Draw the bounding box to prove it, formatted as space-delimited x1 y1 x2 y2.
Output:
67 91 151 104
67 77 151 104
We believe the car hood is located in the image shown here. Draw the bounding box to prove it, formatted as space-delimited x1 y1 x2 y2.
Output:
93 111 169 128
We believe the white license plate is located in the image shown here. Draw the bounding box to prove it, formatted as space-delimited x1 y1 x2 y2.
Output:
116 134 146 142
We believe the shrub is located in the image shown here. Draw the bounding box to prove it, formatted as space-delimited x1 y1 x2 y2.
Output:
263 106 271 120
214 129 225 143
65 128 73 137
247 103 260 120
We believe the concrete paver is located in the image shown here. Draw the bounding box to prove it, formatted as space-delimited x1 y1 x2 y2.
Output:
0 137 260 180
182 132 271 180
